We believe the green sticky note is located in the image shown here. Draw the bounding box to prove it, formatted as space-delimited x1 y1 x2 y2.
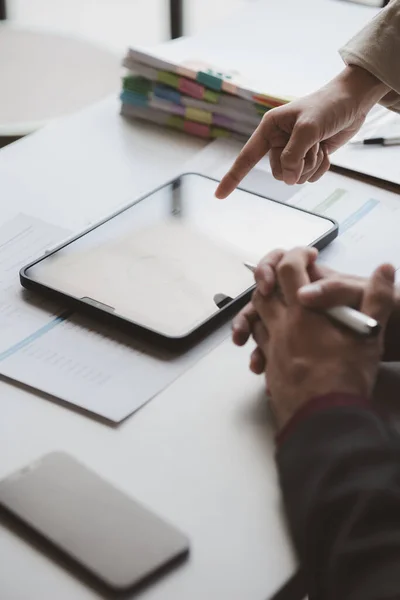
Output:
255 105 270 116
204 89 220 103
157 71 180 89
123 75 152 94
167 115 184 131
197 71 223 92
211 127 230 138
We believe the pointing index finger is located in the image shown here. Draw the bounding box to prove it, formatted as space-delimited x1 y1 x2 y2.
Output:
215 120 273 199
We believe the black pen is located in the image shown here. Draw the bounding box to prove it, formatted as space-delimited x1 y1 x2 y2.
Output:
244 262 380 338
351 136 400 146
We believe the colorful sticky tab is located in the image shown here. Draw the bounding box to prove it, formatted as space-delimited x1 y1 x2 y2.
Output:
253 94 287 109
123 75 152 95
120 90 148 107
157 70 180 88
185 107 212 125
203 89 220 104
213 114 233 129
167 115 185 131
211 127 230 138
184 121 211 138
179 77 205 99
222 80 238 96
154 84 182 105
196 70 223 92
151 96 184 116
255 104 270 116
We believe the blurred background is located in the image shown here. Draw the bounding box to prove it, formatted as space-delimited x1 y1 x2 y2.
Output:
0 0 254 146
0 0 386 147
3 0 252 52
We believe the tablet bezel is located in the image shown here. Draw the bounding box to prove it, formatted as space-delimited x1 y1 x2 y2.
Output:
20 173 338 351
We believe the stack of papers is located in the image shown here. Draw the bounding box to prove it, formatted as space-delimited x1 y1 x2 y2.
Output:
332 105 400 186
120 48 290 141
347 105 400 143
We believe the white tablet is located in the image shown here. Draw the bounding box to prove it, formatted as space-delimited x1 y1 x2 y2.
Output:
20 173 338 349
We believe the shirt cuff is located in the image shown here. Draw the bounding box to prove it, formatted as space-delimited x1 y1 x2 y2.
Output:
276 393 371 447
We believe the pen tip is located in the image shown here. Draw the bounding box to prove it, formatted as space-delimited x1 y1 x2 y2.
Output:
244 261 256 273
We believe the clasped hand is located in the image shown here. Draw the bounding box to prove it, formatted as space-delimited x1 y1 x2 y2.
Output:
233 248 395 428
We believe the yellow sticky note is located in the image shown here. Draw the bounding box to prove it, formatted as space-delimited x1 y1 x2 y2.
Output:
186 107 212 125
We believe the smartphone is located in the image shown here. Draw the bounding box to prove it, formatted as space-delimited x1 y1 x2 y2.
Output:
0 452 189 593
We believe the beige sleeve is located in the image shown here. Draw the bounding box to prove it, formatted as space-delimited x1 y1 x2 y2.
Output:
339 0 400 113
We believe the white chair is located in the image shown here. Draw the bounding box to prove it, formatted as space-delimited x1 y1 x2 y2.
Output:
0 0 184 146
0 1 122 145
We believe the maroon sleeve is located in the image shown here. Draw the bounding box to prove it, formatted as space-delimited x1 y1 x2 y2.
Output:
276 393 371 446
276 395 400 599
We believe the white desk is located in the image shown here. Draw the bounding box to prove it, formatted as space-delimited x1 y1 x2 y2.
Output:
0 1 380 598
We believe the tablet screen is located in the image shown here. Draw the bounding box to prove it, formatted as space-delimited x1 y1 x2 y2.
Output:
25 174 335 338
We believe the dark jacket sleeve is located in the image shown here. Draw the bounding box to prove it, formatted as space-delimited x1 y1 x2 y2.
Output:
276 404 400 600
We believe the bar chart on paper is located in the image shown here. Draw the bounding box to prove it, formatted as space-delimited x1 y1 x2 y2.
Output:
0 309 228 422
0 213 229 422
287 181 400 277
187 137 400 278
308 189 378 233
0 213 69 353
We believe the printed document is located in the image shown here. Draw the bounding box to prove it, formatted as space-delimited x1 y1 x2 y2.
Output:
0 213 228 422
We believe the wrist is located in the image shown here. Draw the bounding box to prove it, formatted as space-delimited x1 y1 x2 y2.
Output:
334 65 389 114
276 393 371 446
271 365 374 429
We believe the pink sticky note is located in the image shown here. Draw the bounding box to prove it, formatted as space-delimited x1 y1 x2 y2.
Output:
184 121 210 138
179 77 204 99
